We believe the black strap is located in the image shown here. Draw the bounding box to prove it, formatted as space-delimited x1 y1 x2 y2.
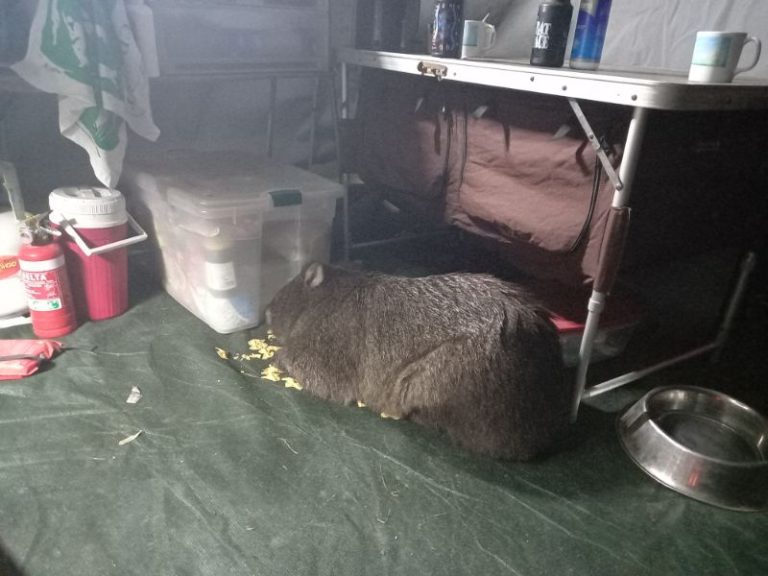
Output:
568 153 604 254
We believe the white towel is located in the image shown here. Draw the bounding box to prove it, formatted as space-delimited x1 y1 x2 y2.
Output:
12 0 160 188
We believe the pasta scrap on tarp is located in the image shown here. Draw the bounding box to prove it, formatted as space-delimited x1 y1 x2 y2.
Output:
247 338 280 360
260 364 284 382
214 337 403 418
118 430 143 446
125 385 142 404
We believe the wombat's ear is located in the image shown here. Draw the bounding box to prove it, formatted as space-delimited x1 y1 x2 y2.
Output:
303 262 325 288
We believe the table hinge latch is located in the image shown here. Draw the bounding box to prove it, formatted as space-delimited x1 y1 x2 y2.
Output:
417 61 448 81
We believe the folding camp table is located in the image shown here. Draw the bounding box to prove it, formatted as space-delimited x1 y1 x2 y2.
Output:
336 48 768 418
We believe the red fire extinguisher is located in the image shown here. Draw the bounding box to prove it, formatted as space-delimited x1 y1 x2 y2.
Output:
17 217 78 338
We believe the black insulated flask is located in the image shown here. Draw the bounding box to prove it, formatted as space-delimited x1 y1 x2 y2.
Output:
530 0 573 67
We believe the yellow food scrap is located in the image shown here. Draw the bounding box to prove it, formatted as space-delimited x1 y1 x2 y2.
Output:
283 377 303 391
357 400 367 408
234 352 262 361
247 338 281 360
260 364 304 391
261 365 284 382
266 330 276 341
215 347 230 360
380 412 401 420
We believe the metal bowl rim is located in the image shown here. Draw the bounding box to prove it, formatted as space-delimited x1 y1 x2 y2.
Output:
616 416 768 512
623 385 768 469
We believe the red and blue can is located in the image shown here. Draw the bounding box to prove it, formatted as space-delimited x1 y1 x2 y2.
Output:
429 0 463 59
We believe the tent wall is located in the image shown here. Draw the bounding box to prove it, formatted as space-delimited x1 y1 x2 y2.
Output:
464 0 768 79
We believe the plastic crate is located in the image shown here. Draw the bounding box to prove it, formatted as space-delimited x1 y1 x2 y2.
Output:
121 151 344 333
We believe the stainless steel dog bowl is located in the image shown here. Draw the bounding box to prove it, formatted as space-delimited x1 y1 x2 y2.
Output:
618 386 768 511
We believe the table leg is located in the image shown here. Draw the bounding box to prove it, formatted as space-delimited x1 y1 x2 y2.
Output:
711 251 757 362
579 250 758 399
339 62 351 262
308 75 321 169
571 106 650 420
266 76 278 158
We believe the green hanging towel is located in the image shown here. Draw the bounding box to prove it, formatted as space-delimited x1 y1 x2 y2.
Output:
12 0 160 187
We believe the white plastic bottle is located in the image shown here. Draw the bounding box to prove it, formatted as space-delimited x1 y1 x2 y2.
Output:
0 161 28 319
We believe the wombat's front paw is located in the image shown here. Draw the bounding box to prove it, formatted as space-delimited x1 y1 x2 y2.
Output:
273 349 291 373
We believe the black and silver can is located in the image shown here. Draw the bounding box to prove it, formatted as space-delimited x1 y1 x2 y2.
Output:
429 0 463 58
530 0 573 67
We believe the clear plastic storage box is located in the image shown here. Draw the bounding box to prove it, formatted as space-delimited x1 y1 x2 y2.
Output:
120 151 344 333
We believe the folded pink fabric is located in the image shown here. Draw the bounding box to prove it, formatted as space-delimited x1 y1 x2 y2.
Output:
0 340 63 380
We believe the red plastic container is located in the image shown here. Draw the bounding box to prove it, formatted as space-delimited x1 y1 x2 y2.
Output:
49 187 147 321
529 279 643 367
18 240 78 338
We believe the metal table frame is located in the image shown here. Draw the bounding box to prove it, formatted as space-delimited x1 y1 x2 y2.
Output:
1 66 332 166
147 69 331 168
336 49 768 419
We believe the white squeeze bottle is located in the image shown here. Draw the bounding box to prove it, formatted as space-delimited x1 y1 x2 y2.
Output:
0 161 28 319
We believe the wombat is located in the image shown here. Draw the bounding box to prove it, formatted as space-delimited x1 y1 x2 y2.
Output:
266 263 571 460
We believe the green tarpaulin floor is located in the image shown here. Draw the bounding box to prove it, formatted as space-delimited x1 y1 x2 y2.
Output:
1 247 767 576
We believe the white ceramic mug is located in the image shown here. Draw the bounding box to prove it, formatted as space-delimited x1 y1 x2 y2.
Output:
688 31 762 83
461 20 496 59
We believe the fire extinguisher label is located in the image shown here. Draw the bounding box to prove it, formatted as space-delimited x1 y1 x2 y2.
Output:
0 255 20 280
21 269 66 311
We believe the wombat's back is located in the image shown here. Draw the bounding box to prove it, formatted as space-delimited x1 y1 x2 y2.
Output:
357 273 570 460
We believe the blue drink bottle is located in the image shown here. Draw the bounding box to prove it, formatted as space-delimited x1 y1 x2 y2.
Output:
569 0 613 70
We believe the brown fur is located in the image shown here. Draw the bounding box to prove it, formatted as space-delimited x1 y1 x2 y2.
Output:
266 263 571 460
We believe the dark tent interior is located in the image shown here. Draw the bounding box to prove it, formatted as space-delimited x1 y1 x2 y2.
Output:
1 1 767 575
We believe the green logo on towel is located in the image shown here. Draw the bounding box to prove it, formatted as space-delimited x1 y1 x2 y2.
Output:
40 0 123 149
40 0 122 98
79 106 120 150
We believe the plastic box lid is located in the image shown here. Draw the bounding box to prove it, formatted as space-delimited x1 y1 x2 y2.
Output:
126 150 344 219
168 170 343 220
